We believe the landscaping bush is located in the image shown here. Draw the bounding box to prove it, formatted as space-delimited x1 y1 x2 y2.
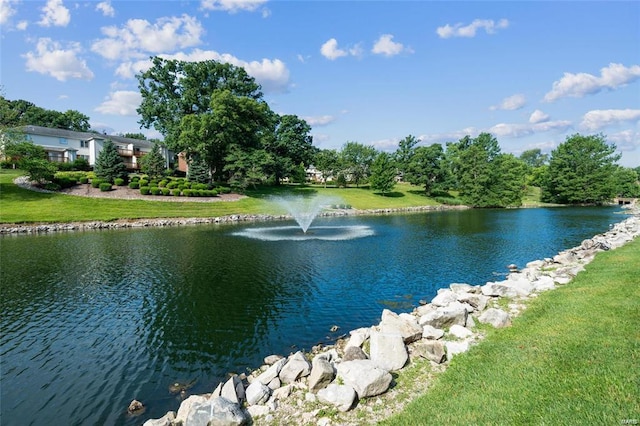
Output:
43 182 61 191
140 186 150 195
114 178 125 186
53 176 76 189
91 178 103 188
99 182 112 192
183 189 193 197
139 179 149 187
129 182 140 189
79 176 89 184
150 187 162 195
161 188 171 196
171 189 181 196
56 162 74 172
159 180 168 188
166 181 178 189
130 175 140 182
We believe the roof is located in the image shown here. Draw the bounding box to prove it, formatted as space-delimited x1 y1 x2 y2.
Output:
18 125 157 149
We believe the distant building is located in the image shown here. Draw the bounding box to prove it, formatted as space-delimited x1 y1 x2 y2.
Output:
8 125 171 171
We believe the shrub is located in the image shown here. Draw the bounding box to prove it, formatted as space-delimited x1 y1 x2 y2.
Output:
43 182 61 191
91 178 103 188
140 186 150 195
183 189 193 197
99 182 112 192
56 162 74 172
129 182 140 189
130 175 140 182
53 176 76 189
171 189 181 196
150 187 162 195
79 176 89 184
114 178 125 186
166 181 178 189
139 179 149 187
161 188 171 196
159 180 168 188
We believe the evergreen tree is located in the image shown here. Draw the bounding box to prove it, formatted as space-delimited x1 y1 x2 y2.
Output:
404 143 446 195
370 152 397 195
187 155 211 184
94 140 127 183
140 143 166 180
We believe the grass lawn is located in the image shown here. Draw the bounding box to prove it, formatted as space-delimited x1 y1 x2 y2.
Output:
383 237 640 425
0 169 441 224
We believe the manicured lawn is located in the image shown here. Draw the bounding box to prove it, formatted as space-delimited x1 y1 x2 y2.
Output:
0 169 440 224
383 237 640 425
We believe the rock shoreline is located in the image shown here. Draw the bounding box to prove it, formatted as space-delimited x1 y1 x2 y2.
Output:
140 209 639 426
0 205 467 235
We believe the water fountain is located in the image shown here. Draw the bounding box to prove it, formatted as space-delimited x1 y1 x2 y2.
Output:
233 195 375 241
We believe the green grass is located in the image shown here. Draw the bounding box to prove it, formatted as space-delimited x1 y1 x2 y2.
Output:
383 238 640 425
0 169 441 224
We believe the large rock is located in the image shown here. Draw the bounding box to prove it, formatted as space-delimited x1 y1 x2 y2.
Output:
175 394 208 424
246 404 270 419
279 351 311 384
431 289 459 307
264 354 284 365
378 309 423 343
271 384 292 400
445 340 470 358
418 302 468 329
532 275 555 292
308 357 335 392
449 324 473 339
185 397 248 426
456 292 489 311
481 279 532 298
336 360 393 398
221 376 245 404
343 345 368 361
478 308 512 328
369 331 408 371
142 411 175 426
245 381 271 405
449 283 478 294
345 327 370 349
256 357 287 385
411 340 446 364
422 325 445 340
317 384 357 412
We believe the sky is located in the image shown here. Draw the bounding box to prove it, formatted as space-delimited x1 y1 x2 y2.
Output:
1 0 639 167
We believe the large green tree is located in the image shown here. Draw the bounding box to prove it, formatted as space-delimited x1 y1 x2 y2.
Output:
340 142 377 187
404 143 446 195
1 96 90 131
264 114 315 185
394 134 420 177
613 166 639 197
137 57 262 153
140 143 166 179
542 133 620 204
313 149 340 187
1 135 56 184
369 152 397 195
94 140 127 183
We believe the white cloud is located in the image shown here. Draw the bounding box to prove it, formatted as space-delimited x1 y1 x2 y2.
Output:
38 0 70 27
95 90 142 116
320 38 347 60
419 127 481 144
370 138 401 152
608 130 640 153
91 14 204 60
200 0 267 13
16 20 27 30
436 18 509 39
544 63 640 102
303 115 336 126
371 34 412 57
0 0 17 25
489 120 572 138
96 1 115 17
490 94 526 111
529 109 550 124
23 38 94 81
580 109 640 131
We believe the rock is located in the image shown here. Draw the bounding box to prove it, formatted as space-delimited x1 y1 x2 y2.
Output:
345 327 370 349
422 325 445 340
142 411 175 426
481 280 531 298
369 331 408 371
449 283 477 294
478 308 512 328
418 302 468 329
267 377 281 390
245 381 271 405
264 354 284 365
343 345 368 361
411 340 446 364
445 340 470 358
221 376 245 404
456 292 489 311
271 384 292 400
308 357 335 392
175 394 209 425
466 315 476 328
336 360 393 398
379 309 423 343
532 275 555 292
211 382 223 398
246 404 270 419
128 399 144 413
185 397 248 426
256 357 287 385
431 289 458 307
279 351 311 384
314 348 340 363
317 384 357 412
448 324 473 339
415 303 436 317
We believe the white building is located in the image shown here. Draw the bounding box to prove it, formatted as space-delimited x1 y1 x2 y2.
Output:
13 125 170 170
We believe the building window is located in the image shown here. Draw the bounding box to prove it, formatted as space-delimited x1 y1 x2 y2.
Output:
59 138 68 145
80 140 89 148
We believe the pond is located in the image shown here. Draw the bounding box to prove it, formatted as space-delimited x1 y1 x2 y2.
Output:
0 206 622 425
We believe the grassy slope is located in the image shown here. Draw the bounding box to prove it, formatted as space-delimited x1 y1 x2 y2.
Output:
383 237 640 425
0 169 439 224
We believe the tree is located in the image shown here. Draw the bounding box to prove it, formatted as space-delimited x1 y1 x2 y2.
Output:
613 166 640 197
137 57 262 152
370 152 396 195
224 147 273 192
61 110 90 132
264 114 315 185
542 133 620 204
340 142 377 187
404 143 446 195
94 140 127 183
519 148 549 168
314 149 340 187
187 155 211 184
394 134 419 177
140 143 166 179
122 132 147 140
1 136 56 183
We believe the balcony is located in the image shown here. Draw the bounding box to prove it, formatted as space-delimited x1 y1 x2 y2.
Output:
118 149 147 157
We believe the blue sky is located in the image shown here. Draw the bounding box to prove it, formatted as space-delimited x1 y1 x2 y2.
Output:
1 0 639 166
